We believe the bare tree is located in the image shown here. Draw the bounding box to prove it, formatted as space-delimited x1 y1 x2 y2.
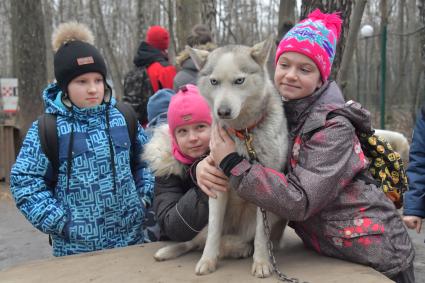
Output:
278 0 296 38
301 0 353 81
201 0 218 42
336 0 367 90
10 0 47 137
175 0 201 52
90 0 123 100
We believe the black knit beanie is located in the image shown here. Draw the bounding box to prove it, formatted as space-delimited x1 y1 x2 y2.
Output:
54 40 107 92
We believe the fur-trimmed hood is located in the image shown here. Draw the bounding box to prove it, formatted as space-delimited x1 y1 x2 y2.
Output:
142 124 186 178
175 42 217 67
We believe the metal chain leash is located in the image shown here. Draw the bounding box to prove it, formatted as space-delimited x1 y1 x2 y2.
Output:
261 208 309 283
242 129 309 282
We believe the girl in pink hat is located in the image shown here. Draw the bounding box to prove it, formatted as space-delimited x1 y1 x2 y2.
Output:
196 10 414 282
143 84 227 241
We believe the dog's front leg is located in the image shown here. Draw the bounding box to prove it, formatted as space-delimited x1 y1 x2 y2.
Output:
195 191 228 275
252 208 274 278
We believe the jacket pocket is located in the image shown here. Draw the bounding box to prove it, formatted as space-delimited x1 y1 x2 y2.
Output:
59 132 90 160
110 126 131 154
324 217 397 261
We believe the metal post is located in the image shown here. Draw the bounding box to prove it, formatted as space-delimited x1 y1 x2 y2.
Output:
380 25 387 129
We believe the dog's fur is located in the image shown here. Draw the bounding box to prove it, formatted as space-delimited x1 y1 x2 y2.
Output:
153 38 288 278
374 129 410 164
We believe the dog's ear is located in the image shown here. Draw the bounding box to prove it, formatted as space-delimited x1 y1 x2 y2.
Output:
186 46 210 71
250 35 274 66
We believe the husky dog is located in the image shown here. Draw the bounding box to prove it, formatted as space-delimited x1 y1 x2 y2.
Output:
153 38 288 278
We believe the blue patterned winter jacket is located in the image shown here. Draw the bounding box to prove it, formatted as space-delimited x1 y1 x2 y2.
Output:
10 83 155 256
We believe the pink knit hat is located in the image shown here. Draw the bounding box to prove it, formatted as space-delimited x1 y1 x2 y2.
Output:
146 26 170 51
275 9 342 82
168 84 212 164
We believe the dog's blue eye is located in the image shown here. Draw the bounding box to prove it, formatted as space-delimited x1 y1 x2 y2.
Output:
210 79 218 85
234 78 245 85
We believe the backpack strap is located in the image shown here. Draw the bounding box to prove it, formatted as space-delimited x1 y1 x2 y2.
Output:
116 102 138 144
37 113 59 188
116 102 139 172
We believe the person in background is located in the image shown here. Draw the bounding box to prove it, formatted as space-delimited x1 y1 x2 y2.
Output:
124 25 176 126
196 10 415 283
403 104 425 239
10 22 154 256
173 24 216 91
146 88 175 130
142 84 227 241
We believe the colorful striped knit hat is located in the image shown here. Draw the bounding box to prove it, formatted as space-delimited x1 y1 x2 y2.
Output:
275 9 342 82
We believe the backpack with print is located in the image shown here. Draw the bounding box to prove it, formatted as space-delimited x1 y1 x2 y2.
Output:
123 66 156 125
356 131 408 209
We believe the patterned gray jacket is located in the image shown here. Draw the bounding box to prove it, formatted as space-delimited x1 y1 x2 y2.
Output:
227 81 414 277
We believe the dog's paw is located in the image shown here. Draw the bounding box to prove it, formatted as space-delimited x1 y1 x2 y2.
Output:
251 260 273 278
195 258 217 275
153 246 173 261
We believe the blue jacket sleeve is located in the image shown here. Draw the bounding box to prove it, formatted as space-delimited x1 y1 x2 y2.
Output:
10 121 68 235
404 108 425 218
132 124 155 208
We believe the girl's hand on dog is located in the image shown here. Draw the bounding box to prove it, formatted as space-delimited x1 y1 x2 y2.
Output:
196 155 229 198
210 124 236 165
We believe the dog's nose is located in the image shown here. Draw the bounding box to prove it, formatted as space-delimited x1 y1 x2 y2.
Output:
217 107 232 118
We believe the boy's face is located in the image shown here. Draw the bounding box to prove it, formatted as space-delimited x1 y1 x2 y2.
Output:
174 122 211 159
274 52 323 101
67 72 105 108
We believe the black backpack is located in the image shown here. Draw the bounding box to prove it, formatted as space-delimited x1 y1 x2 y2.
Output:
37 102 138 189
123 67 157 125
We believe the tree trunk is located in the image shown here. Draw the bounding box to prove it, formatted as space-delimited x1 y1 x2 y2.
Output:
42 0 54 82
300 0 353 82
90 0 123 100
278 0 296 39
201 0 217 42
175 0 201 52
10 0 47 137
336 0 367 91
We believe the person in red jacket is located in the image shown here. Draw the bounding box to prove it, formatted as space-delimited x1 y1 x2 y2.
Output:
123 26 176 126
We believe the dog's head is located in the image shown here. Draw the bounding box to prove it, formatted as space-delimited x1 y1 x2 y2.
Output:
187 37 274 129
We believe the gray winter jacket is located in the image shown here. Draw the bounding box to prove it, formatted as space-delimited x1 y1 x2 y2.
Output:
226 82 414 278
142 124 209 241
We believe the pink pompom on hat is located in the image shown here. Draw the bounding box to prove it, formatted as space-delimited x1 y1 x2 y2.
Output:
275 9 342 82
168 84 212 165
146 25 170 51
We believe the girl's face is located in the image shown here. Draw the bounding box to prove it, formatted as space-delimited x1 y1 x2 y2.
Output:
175 122 211 159
274 52 323 101
67 72 105 108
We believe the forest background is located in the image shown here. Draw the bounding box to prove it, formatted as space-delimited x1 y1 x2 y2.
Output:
0 0 424 141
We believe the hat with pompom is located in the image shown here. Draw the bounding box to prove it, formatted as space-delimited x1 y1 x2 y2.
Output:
52 22 108 92
275 9 342 82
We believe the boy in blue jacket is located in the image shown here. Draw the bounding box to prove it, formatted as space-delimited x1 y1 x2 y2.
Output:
10 22 154 256
403 105 425 238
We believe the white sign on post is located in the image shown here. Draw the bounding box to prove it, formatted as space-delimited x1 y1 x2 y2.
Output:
0 78 19 113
